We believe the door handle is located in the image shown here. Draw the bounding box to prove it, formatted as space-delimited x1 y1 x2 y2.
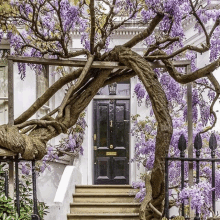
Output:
110 120 113 127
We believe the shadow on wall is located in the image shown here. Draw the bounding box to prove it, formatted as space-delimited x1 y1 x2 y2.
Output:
37 161 66 205
37 162 81 220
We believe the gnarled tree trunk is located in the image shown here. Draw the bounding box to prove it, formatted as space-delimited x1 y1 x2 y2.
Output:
0 69 111 160
0 46 172 218
110 46 173 218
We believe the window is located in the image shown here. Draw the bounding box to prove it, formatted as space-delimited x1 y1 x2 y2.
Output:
97 80 130 96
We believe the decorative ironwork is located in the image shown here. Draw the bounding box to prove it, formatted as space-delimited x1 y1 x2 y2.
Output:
165 133 219 219
194 133 202 220
0 171 8 197
178 134 186 217
0 49 10 59
15 159 20 216
108 82 117 95
0 157 40 219
209 133 217 214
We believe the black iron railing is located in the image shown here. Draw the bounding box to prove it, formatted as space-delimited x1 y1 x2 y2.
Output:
165 133 219 219
0 171 8 197
0 157 40 220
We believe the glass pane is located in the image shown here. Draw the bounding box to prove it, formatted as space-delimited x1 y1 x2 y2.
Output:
117 81 130 96
116 105 125 122
115 105 124 147
97 80 130 96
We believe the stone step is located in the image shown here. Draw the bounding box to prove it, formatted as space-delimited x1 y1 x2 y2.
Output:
68 185 140 219
67 213 140 220
70 203 140 214
73 193 138 203
75 185 137 194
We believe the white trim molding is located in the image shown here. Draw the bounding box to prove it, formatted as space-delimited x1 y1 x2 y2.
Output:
94 95 130 99
53 166 81 220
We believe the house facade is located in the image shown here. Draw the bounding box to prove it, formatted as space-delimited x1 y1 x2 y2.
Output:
1 2 220 219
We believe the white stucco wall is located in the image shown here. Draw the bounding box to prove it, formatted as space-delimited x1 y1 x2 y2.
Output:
1 11 220 219
37 162 66 206
14 64 37 120
37 163 81 220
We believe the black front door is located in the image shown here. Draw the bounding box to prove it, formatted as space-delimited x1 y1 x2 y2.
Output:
93 99 130 185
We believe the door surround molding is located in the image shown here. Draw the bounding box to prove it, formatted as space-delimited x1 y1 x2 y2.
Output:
86 77 139 185
94 95 130 100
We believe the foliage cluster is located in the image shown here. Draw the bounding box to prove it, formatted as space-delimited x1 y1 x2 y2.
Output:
1 0 220 218
0 164 49 220
20 112 87 175
132 78 220 218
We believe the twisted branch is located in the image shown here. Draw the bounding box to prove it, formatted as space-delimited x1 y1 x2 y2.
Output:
144 37 180 57
123 14 164 48
16 119 67 134
201 73 220 133
160 52 220 84
140 173 152 220
14 68 82 125
89 0 95 54
149 203 162 217
146 44 209 61
189 0 210 46
56 55 94 119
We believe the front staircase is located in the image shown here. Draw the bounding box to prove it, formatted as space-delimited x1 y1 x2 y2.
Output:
67 185 140 220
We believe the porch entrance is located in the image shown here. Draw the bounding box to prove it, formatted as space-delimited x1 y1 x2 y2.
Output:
93 99 130 184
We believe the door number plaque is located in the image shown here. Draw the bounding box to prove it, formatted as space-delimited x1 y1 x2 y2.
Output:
106 152 117 156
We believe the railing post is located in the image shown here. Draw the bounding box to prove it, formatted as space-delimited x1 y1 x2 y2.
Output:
209 133 217 215
178 134 187 217
165 157 169 219
31 160 40 220
165 133 219 219
4 171 8 197
15 158 20 216
194 133 202 220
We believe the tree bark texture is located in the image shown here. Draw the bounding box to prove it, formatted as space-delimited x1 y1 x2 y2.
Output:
0 69 110 160
110 46 173 218
0 46 173 218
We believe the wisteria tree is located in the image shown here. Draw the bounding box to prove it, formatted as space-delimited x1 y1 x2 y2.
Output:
0 0 220 218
